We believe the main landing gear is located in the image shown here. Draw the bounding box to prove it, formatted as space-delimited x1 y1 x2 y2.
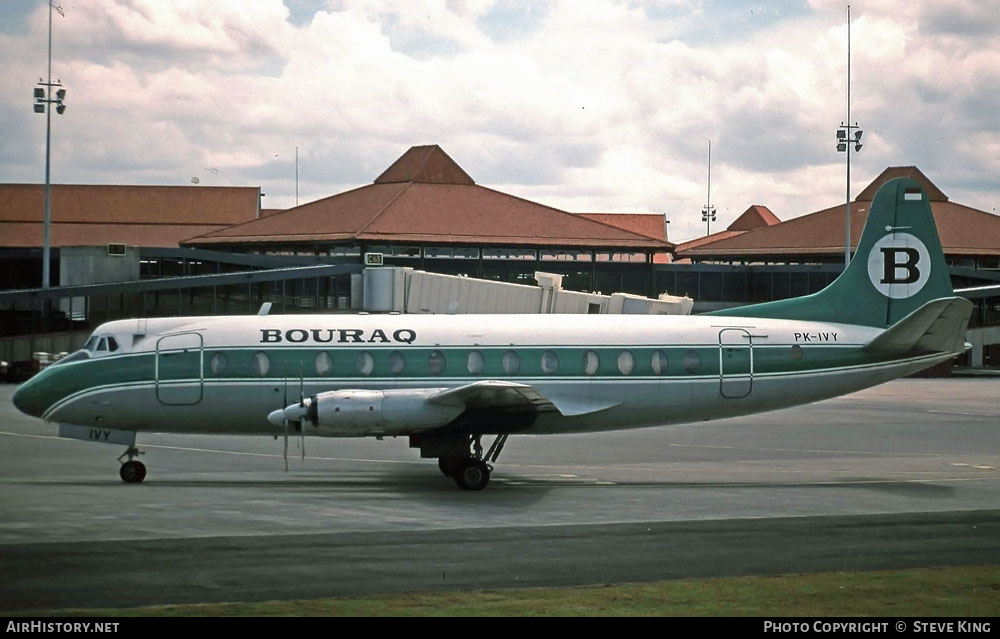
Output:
433 434 509 491
117 445 147 484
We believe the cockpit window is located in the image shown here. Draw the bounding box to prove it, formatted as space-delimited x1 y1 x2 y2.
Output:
82 334 121 355
52 332 120 366
50 350 90 366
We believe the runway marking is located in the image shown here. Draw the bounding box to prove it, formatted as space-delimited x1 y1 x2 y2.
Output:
0 430 426 466
665 442 933 457
2 431 996 485
950 463 997 470
494 475 616 486
927 409 999 417
0 430 65 441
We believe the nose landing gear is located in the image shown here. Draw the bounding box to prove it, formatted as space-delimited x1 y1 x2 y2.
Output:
117 445 146 483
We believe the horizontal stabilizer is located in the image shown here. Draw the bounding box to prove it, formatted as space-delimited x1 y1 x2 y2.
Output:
428 380 619 417
863 297 973 356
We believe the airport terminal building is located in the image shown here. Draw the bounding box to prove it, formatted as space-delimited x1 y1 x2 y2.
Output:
1 147 998 370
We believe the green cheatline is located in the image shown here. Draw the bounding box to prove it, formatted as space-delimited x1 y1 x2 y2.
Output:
8 566 999 617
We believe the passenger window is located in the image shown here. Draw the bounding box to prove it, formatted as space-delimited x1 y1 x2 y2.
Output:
467 350 485 375
388 351 406 375
541 350 559 374
107 337 119 352
428 350 446 376
683 349 701 374
356 351 374 376
617 350 635 375
502 350 520 375
253 351 270 377
650 350 668 375
96 337 108 352
315 351 333 375
582 350 599 376
210 352 228 375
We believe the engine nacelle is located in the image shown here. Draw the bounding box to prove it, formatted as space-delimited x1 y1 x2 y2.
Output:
308 388 462 435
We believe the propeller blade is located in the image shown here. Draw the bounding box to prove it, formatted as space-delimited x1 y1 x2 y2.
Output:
283 365 289 471
298 363 307 461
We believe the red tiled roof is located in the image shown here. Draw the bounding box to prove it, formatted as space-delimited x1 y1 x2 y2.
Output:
674 230 745 253
575 213 668 242
0 221 232 248
682 201 1000 258
185 146 669 250
0 184 258 225
0 184 259 248
856 166 947 202
678 168 1000 260
727 205 780 231
375 145 475 185
673 205 780 253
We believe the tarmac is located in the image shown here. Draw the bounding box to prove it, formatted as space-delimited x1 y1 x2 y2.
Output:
1 378 998 611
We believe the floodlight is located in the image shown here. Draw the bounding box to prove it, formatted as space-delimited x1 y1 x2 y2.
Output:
56 88 66 100
34 103 45 113
837 130 846 139
34 87 44 99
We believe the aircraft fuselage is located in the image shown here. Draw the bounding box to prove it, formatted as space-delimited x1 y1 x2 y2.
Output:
13 313 953 438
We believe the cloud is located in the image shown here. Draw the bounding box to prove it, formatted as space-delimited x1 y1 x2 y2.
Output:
0 0 997 243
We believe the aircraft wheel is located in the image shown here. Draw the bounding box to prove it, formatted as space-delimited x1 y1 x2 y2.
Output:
120 460 147 484
454 459 490 491
438 456 461 477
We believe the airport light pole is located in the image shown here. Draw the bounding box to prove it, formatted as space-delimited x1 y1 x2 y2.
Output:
701 140 716 236
33 2 66 289
836 4 861 267
836 122 862 266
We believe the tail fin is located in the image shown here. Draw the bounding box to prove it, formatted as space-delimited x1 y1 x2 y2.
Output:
708 177 954 328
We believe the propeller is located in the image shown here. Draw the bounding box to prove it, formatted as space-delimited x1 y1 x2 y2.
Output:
265 363 311 470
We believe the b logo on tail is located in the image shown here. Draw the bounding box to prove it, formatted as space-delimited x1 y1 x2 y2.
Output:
867 233 930 299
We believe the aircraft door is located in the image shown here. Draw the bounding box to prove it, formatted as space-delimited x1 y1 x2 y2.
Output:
156 332 204 405
719 328 752 399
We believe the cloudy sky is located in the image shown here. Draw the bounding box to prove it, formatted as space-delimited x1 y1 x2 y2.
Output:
1 0 997 241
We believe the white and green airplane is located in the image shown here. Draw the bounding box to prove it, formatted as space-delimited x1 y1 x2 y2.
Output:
13 178 972 490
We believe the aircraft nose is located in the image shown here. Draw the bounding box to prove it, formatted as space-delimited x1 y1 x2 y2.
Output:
12 374 45 419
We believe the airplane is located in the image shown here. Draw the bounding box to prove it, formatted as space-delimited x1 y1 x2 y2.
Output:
12 177 972 490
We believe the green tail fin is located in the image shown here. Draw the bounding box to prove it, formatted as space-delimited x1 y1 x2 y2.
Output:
707 177 953 328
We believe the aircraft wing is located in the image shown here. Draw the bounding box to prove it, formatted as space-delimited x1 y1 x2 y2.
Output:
863 296 973 356
427 380 621 417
